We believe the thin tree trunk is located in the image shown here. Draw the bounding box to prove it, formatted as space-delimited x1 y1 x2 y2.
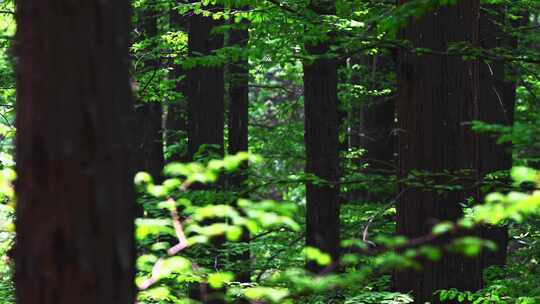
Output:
228 12 251 284
133 6 164 181
228 20 249 172
359 100 394 173
358 56 395 174
353 54 396 202
304 0 340 273
394 1 483 302
133 103 164 180
14 1 135 304
477 4 516 268
166 4 189 163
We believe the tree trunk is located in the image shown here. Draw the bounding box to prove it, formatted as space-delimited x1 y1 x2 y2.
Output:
133 6 164 181
186 10 224 161
228 21 249 172
228 12 251 284
304 0 340 273
186 7 225 303
133 103 164 180
166 5 189 163
358 56 395 175
14 2 135 304
477 4 516 268
359 97 395 176
394 1 483 302
350 54 396 202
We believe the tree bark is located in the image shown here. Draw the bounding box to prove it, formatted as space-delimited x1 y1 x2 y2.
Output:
304 0 340 273
477 4 516 268
133 103 164 180
349 54 396 202
394 1 483 302
228 12 251 284
186 10 224 161
228 21 249 171
14 1 135 304
186 7 225 303
358 57 395 177
166 4 189 163
133 6 164 181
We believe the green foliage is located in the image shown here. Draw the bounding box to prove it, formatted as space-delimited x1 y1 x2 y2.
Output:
345 292 414 304
0 168 15 304
0 5 14 284
132 153 540 303
2 0 540 303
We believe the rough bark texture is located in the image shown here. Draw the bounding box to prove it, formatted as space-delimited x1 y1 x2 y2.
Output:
186 11 224 161
304 0 340 273
133 103 164 180
478 5 515 268
228 15 251 284
186 7 225 303
133 7 165 181
14 1 135 304
166 5 189 163
228 23 249 171
394 1 483 302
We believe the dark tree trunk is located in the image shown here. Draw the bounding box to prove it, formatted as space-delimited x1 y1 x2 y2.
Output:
133 103 164 180
358 57 395 174
166 5 189 163
304 1 340 273
14 1 135 304
477 4 516 268
394 1 483 303
228 22 249 170
186 10 224 161
186 7 225 303
350 55 396 202
228 13 251 284
359 97 395 175
133 7 164 181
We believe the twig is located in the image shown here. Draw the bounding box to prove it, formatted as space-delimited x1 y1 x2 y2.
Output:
361 189 407 247
168 199 189 255
139 199 189 290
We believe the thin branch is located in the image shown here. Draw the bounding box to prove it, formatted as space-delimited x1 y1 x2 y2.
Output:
139 199 190 291
361 189 408 247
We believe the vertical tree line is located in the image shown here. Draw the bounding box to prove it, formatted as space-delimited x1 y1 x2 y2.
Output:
166 3 189 163
227 5 251 284
133 4 165 182
478 3 522 268
394 0 483 302
14 1 135 303
186 5 224 161
303 0 340 273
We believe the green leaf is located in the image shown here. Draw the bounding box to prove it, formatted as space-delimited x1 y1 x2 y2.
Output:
303 247 332 266
208 272 234 289
432 221 454 235
244 287 289 303
511 166 537 185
